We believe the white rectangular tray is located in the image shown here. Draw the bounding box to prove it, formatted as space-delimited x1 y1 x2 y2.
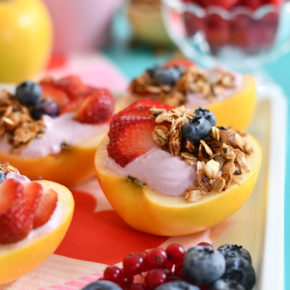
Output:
214 84 286 290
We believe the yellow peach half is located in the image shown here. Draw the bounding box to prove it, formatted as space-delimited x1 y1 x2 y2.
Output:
116 76 256 131
0 131 106 187
95 136 262 236
0 180 74 285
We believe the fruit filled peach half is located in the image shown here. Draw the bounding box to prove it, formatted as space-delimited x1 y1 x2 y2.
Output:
0 75 115 186
95 100 262 236
0 162 74 284
116 58 256 130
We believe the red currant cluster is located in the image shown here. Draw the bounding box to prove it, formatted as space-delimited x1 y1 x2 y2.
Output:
182 0 284 11
182 0 284 55
99 243 210 289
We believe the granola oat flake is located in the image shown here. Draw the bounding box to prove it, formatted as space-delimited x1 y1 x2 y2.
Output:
150 106 253 202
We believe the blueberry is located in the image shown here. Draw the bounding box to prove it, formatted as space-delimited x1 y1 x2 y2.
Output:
218 126 227 130
194 108 216 127
82 280 121 290
0 170 6 184
209 278 245 290
147 66 158 78
223 258 256 290
182 117 212 145
31 99 59 120
183 246 226 285
156 280 200 290
218 244 252 264
153 67 183 86
16 81 42 106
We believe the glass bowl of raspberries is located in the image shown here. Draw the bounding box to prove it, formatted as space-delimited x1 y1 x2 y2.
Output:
162 0 290 70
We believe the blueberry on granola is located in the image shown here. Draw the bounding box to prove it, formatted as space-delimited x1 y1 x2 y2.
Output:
16 81 42 106
223 258 256 290
218 244 252 264
183 245 226 285
194 108 216 127
153 67 183 86
182 116 212 145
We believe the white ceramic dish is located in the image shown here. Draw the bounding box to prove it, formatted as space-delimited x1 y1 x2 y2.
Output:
214 83 286 290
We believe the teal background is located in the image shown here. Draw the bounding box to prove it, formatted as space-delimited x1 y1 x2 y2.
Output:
105 12 289 289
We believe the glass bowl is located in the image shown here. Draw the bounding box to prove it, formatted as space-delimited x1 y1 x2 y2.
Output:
162 0 290 71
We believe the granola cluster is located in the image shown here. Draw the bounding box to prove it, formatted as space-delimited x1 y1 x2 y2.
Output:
0 90 45 153
0 161 18 174
130 66 236 107
150 107 253 202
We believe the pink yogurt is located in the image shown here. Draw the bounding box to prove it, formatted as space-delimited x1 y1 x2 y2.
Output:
0 113 108 158
106 147 196 196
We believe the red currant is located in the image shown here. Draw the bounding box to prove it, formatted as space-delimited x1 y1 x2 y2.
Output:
103 266 123 284
121 273 133 288
197 242 213 247
166 243 185 265
123 254 144 275
145 269 168 288
129 283 146 290
135 250 147 260
145 248 168 270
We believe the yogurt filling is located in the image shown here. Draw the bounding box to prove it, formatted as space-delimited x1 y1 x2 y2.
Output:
0 113 108 158
185 72 243 108
106 147 196 196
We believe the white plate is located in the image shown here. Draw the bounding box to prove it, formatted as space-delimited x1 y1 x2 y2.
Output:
214 83 286 290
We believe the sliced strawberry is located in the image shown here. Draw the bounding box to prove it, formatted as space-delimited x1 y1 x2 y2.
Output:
40 82 70 109
127 99 172 110
111 100 172 123
74 89 114 124
56 75 86 100
60 98 84 114
23 182 43 215
0 179 33 244
60 87 99 115
0 179 21 214
33 189 58 229
163 57 195 68
107 118 158 167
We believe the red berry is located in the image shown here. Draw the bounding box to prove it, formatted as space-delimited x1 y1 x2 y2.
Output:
123 254 144 275
40 82 70 109
121 273 134 288
200 0 239 9
135 250 148 260
107 118 158 167
145 269 168 288
56 75 85 100
198 242 213 247
166 243 185 265
145 248 168 270
241 0 264 10
74 89 114 124
128 99 172 110
0 180 31 244
129 283 146 290
104 266 123 284
163 57 195 68
33 188 58 229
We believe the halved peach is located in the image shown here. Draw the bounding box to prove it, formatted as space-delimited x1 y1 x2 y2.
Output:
0 180 74 285
116 76 256 131
0 131 106 187
95 136 262 236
